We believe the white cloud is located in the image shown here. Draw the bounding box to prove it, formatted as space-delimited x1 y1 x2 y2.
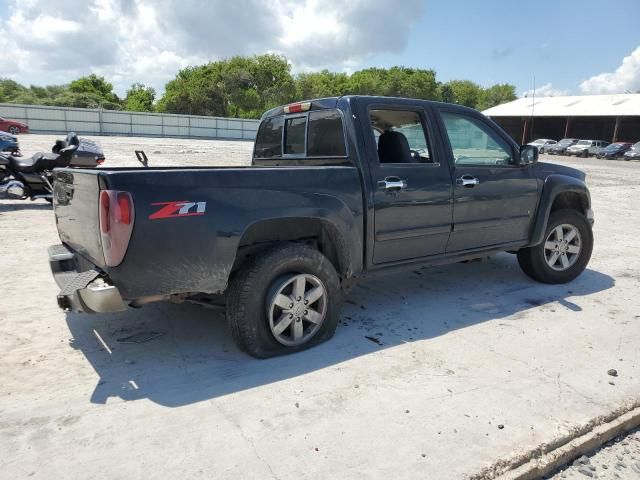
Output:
276 0 424 69
580 46 640 94
521 82 570 98
0 0 424 96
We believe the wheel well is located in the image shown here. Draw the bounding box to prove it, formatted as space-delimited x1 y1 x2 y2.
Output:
550 192 587 216
233 218 351 278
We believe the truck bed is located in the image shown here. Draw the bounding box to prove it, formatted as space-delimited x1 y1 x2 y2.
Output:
53 165 364 300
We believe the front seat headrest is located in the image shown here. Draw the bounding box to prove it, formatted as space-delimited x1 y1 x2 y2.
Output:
378 131 413 164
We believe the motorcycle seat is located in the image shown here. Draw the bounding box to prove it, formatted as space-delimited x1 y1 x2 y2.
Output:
10 152 65 173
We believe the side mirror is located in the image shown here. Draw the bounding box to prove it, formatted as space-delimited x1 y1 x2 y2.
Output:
518 145 538 166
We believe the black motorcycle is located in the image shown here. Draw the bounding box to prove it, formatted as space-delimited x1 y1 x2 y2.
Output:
0 132 105 202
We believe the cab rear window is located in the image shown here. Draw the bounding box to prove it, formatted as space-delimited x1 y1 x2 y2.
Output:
254 109 346 159
254 116 283 159
284 117 306 154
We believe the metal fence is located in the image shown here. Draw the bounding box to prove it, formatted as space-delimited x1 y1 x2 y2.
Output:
0 103 259 141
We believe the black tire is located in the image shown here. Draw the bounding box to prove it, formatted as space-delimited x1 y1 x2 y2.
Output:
8 126 19 135
226 243 342 358
517 209 593 284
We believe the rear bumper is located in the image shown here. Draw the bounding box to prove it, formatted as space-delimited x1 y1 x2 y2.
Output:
49 244 126 313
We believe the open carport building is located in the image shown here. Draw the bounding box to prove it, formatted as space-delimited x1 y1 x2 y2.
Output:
482 94 640 145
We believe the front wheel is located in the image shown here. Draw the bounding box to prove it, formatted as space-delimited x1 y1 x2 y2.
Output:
517 209 593 284
226 244 342 358
8 126 19 135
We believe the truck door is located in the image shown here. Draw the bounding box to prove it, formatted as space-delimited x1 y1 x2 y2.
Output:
363 104 454 264
436 108 539 252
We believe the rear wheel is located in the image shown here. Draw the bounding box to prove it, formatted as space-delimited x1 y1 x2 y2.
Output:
517 209 593 284
226 244 342 358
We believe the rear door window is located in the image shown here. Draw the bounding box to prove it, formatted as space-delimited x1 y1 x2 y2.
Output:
307 110 346 157
368 109 432 164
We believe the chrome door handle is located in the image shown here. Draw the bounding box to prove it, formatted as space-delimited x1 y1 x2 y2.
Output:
378 177 407 191
456 175 480 187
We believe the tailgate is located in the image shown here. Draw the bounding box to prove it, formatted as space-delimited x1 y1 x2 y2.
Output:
53 170 106 268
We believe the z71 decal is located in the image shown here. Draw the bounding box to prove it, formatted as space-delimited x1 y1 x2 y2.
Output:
149 201 207 220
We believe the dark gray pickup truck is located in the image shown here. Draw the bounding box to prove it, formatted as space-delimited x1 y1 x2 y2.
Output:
49 96 594 357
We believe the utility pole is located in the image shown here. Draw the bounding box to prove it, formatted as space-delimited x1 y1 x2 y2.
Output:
530 76 536 142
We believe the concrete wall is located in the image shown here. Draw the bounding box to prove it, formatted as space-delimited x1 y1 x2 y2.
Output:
0 103 259 141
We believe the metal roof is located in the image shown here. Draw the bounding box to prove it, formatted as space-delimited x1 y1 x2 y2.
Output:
483 94 640 117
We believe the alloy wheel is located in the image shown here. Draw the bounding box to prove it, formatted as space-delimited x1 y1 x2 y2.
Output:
544 224 582 271
267 273 328 346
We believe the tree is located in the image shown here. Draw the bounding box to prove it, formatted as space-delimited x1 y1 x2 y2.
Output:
157 63 234 116
295 70 350 100
68 74 120 108
346 67 440 100
157 54 295 118
0 79 27 102
123 83 156 112
0 60 519 117
438 83 454 103
477 83 517 111
442 80 483 108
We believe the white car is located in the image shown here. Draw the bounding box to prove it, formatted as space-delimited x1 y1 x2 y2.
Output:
566 139 609 157
528 138 557 154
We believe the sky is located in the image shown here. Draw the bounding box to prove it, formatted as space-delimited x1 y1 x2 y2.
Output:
0 0 638 98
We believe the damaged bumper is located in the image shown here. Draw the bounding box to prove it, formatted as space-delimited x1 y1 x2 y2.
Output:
49 244 126 313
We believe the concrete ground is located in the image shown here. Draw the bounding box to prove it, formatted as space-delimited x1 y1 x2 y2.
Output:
1 135 639 479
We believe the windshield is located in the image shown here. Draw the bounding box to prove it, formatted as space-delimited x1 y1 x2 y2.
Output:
557 139 575 146
631 142 640 151
576 140 591 145
530 139 546 145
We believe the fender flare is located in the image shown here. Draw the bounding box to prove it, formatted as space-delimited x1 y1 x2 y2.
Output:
528 174 591 246
234 193 363 278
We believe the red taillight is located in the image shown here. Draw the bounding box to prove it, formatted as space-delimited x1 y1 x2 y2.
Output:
96 157 105 165
99 190 135 267
284 101 311 114
117 192 132 224
100 190 110 233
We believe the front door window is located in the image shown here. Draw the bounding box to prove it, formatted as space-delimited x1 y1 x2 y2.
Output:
441 112 514 167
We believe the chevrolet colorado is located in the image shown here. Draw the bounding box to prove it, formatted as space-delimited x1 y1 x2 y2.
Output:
49 96 594 357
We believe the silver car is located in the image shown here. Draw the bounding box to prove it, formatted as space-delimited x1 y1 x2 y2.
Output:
566 139 609 157
528 138 557 154
623 141 640 161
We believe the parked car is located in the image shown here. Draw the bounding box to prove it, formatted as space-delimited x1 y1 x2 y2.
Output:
623 141 640 161
566 139 609 157
48 96 594 358
597 142 633 160
0 117 28 135
528 138 557 154
547 138 579 155
0 131 19 155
